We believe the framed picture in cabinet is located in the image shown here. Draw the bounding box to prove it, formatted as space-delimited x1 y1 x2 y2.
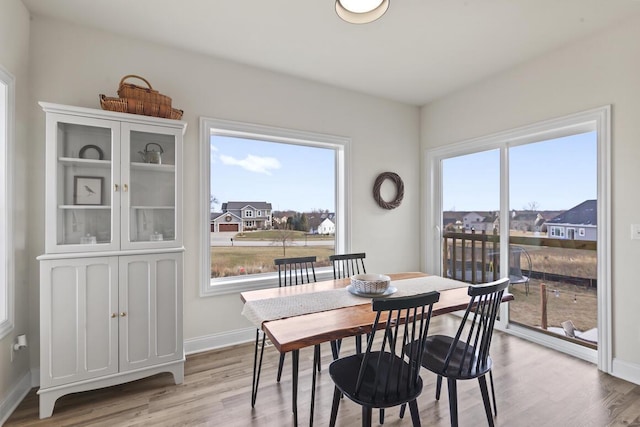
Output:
74 176 103 205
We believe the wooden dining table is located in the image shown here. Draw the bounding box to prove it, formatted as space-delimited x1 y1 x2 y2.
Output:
240 272 513 426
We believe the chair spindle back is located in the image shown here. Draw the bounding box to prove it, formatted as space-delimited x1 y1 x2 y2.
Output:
274 256 317 287
329 252 366 279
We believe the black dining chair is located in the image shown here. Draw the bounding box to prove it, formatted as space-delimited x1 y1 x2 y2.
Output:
251 256 319 407
328 291 441 427
402 277 509 427
330 252 366 279
329 252 367 357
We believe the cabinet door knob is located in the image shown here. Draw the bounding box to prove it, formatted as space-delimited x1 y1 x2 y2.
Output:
123 184 129 192
114 184 119 192
111 313 117 318
120 312 127 317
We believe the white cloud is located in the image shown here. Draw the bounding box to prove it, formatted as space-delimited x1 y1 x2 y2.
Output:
220 154 281 175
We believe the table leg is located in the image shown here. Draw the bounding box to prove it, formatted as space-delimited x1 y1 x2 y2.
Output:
310 345 320 426
251 329 266 407
292 349 299 427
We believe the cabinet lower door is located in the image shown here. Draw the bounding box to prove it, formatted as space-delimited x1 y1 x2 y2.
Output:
119 252 183 371
40 257 119 388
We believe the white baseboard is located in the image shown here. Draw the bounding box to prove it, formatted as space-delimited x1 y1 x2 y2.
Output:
612 358 640 386
184 327 255 355
0 371 32 426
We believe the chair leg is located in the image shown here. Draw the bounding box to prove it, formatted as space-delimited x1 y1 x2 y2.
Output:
292 350 299 427
489 370 497 416
331 339 341 360
362 406 372 427
379 408 384 424
447 378 458 427
399 403 406 418
251 329 266 407
436 375 443 400
329 387 341 427
277 353 286 382
315 344 321 372
408 399 422 427
478 375 495 427
355 334 362 354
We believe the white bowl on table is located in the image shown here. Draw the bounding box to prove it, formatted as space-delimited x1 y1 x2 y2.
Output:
350 273 391 295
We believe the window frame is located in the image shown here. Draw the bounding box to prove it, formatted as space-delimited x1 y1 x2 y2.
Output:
0 65 15 338
199 117 351 296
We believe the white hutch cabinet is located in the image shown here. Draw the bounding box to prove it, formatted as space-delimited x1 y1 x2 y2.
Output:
37 102 187 418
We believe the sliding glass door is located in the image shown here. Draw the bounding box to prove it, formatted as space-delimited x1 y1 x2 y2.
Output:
424 107 610 370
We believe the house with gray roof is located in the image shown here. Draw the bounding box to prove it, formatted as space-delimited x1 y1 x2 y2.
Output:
544 199 597 241
211 201 273 232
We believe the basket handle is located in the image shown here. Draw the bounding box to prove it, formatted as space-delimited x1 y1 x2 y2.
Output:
119 74 153 90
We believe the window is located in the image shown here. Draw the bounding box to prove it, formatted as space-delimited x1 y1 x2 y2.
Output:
0 65 14 338
550 226 565 238
200 118 350 296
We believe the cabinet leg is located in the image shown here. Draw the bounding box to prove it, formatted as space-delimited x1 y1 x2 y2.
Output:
38 393 57 419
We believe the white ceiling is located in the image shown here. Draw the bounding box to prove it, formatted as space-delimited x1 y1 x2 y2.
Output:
21 0 640 106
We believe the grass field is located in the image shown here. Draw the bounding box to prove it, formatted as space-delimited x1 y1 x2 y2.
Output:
211 245 334 277
509 278 597 332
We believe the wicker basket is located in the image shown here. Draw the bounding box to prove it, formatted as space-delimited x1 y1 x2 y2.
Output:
117 75 172 107
99 74 183 119
100 94 184 120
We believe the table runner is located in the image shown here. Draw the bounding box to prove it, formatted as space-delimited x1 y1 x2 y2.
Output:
241 275 466 327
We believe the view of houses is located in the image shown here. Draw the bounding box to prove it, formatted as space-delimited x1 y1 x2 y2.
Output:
443 199 597 241
210 201 336 235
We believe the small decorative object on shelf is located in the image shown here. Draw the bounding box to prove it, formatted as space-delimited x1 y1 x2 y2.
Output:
73 176 103 205
150 231 164 241
138 142 163 164
78 144 104 160
373 171 404 210
99 74 183 120
80 234 97 244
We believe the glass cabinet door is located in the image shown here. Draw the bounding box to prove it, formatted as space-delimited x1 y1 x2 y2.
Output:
45 114 120 253
121 123 182 249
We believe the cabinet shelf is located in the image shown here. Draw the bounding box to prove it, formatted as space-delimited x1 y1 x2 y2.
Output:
131 205 174 210
130 162 175 172
59 157 112 168
58 205 111 210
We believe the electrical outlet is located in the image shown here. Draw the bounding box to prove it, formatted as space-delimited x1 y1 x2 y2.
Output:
631 224 640 240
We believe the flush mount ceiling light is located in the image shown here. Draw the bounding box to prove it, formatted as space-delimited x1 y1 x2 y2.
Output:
335 0 390 24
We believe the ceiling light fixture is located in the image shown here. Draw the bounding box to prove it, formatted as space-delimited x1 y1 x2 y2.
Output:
335 0 390 24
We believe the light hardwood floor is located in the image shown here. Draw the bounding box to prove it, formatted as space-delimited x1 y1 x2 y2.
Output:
6 315 640 427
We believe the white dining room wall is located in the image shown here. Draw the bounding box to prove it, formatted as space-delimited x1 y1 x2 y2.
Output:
0 0 32 421
24 16 421 367
420 13 640 385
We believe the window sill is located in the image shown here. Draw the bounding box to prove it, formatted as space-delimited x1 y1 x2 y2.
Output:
201 267 335 297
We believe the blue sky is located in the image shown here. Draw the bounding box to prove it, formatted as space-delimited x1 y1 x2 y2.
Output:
210 135 335 212
442 131 597 212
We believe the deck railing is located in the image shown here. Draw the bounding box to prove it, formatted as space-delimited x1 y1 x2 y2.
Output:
442 229 597 285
